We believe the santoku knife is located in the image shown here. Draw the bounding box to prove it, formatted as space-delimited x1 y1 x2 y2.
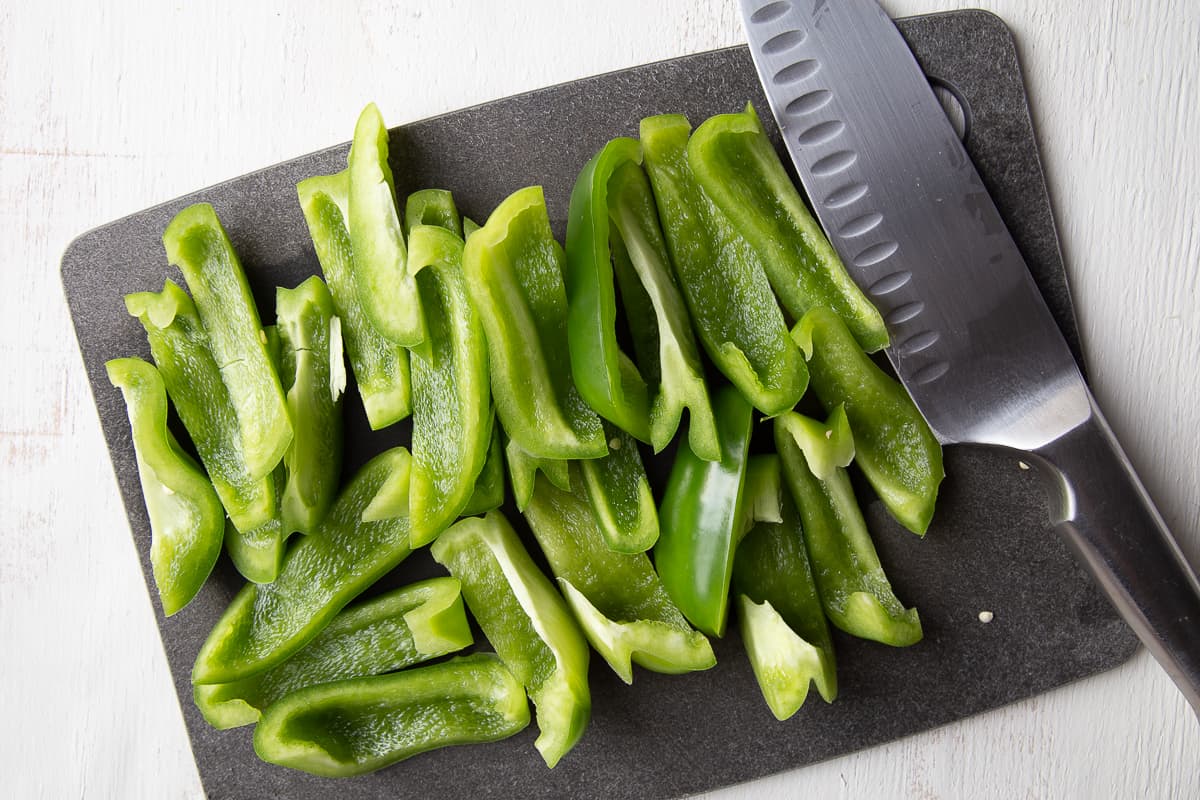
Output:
740 0 1200 713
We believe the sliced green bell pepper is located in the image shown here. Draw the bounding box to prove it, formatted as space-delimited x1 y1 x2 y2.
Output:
655 384 755 637
253 653 529 778
192 447 414 685
689 105 889 352
297 170 412 430
794 307 943 535
223 466 288 584
733 455 837 720
431 511 590 768
525 469 714 684
194 576 472 729
347 103 425 347
775 409 923 647
460 422 505 517
106 357 223 616
640 114 807 416
565 137 719 460
405 188 463 238
275 276 344 534
506 436 572 513
578 423 659 553
462 186 607 460
125 281 275 532
406 224 491 546
162 202 292 480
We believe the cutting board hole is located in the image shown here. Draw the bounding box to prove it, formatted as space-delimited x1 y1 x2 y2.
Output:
930 77 971 141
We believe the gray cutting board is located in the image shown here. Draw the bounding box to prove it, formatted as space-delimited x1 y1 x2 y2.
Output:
61 10 1136 800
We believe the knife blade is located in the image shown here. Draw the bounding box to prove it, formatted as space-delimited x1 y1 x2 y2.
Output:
740 0 1200 714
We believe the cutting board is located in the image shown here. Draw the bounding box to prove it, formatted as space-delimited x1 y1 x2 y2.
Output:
61 10 1137 799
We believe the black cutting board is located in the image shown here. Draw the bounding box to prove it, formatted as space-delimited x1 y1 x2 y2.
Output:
61 11 1137 800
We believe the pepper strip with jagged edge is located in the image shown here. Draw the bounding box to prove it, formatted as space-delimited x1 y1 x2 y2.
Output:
194 577 473 729
733 455 838 720
794 307 943 534
125 281 275 532
577 422 659 553
525 467 714 683
775 407 923 647
297 170 411 429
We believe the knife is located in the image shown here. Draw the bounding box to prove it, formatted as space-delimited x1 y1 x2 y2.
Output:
739 0 1200 713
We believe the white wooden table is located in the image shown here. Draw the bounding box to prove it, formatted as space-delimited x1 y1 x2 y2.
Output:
3 1 1197 797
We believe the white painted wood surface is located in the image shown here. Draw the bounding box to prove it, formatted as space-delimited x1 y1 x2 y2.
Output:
2 0 1197 796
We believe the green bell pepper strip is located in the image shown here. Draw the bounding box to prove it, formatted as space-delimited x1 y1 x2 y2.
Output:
431 512 591 768
105 357 224 616
525 469 714 684
346 102 426 348
640 114 807 416
506 436 571 513
194 577 473 730
162 202 292 480
223 466 288 584
192 447 414 685
253 653 529 778
654 384 755 637
462 216 480 238
125 282 275 532
733 455 837 720
689 105 889 352
794 307 943 535
775 409 923 647
406 224 492 547
405 188 463 238
275 276 345 535
565 137 720 460
462 186 607 460
578 423 659 553
298 170 412 429
460 422 505 517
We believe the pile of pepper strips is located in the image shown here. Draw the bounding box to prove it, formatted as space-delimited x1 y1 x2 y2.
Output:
107 101 943 778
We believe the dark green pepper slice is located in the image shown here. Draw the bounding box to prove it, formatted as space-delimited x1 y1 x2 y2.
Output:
565 138 719 459
655 384 755 637
775 409 922 647
162 203 292 480
462 186 606 460
347 103 426 347
297 170 412 429
253 653 529 777
125 281 275 532
194 577 473 729
460 421 505 517
733 455 837 720
689 105 888 352
223 465 287 584
431 511 590 768
578 423 659 553
275 276 344 534
640 114 807 416
525 468 714 683
106 357 223 616
192 447 414 684
794 307 943 535
407 224 491 546
405 188 463 238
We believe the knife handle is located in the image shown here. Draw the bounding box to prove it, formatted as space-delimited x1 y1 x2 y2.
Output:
1032 394 1200 716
